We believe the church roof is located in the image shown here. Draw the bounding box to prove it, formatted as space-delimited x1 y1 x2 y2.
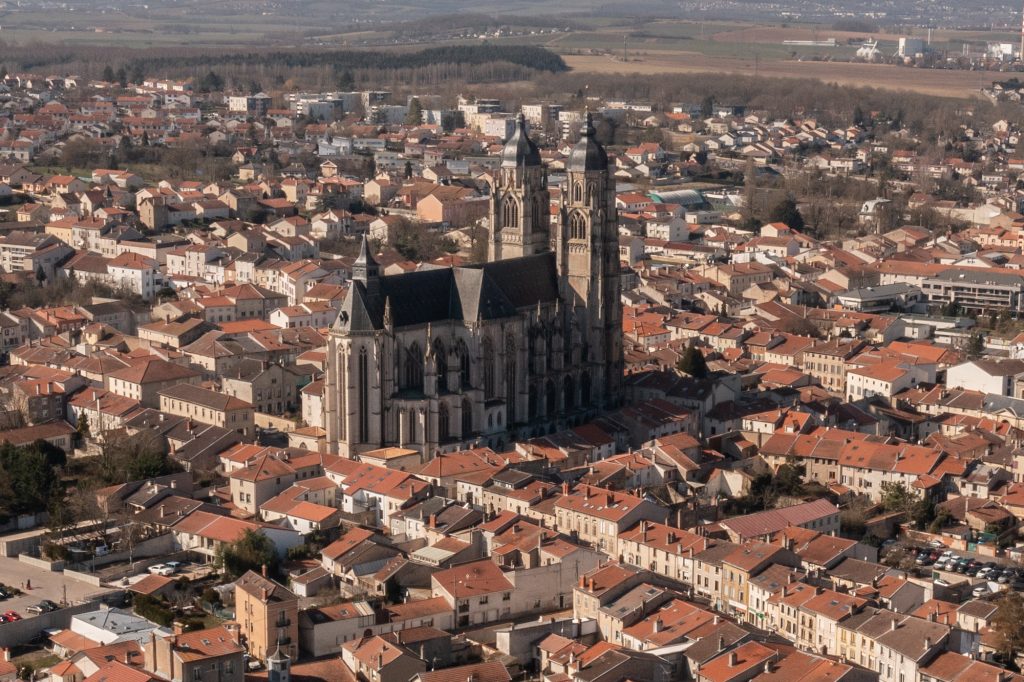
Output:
501 113 541 168
567 113 608 173
338 252 560 332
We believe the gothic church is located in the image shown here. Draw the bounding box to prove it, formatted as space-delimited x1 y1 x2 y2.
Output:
324 113 623 457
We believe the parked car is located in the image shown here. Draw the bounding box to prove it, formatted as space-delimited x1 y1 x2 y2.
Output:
148 564 177 576
973 584 991 598
26 600 57 614
4 611 19 621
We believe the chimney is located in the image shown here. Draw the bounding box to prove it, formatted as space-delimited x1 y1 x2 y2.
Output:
173 621 185 635
718 636 725 652
160 505 166 518
652 618 662 633
428 514 437 528
928 610 936 623
261 563 268 578
1 649 9 663
891 617 898 631
224 623 241 644
124 651 132 665
562 482 569 495
728 652 737 667
261 587 268 602
713 615 720 625
924 637 932 650
579 576 586 589
377 653 383 670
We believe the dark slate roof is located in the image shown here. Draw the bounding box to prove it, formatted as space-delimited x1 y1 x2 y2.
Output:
338 252 559 332
567 113 608 173
501 113 541 168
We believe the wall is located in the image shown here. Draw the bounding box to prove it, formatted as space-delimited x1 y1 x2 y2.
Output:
255 413 296 432
494 617 598 665
62 569 102 587
18 554 64 571
0 601 101 648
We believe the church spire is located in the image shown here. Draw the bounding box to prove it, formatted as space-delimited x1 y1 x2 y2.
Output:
353 234 380 295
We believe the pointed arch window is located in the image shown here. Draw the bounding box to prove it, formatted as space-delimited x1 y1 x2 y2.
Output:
456 340 470 388
502 195 519 229
358 347 369 442
434 338 447 393
569 212 587 241
404 342 423 391
482 337 495 399
439 403 450 442
461 398 472 437
505 334 517 424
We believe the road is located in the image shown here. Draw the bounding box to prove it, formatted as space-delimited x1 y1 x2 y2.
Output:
0 556 117 619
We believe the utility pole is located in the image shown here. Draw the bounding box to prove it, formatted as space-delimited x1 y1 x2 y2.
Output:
1019 0 1024 60
623 35 627 62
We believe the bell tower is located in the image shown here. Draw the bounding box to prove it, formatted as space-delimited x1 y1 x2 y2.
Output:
489 113 549 261
556 113 623 406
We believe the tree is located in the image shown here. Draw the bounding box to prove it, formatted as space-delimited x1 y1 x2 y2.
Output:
218 529 278 580
769 195 805 231
98 431 180 484
405 97 423 126
701 95 714 118
676 343 709 379
404 160 413 179
774 462 806 497
879 481 916 513
115 68 127 88
992 590 1024 659
102 65 115 83
853 104 865 127
76 412 91 443
967 332 985 360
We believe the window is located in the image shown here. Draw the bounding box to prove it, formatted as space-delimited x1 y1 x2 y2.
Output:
569 211 587 240
482 337 495 398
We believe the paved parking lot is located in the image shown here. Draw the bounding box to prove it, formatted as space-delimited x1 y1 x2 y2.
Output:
0 556 117 620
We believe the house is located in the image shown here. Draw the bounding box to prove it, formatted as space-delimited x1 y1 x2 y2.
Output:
141 626 245 682
106 359 202 408
159 384 255 438
234 570 299 662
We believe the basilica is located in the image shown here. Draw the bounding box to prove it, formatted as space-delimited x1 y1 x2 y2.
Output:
324 113 623 457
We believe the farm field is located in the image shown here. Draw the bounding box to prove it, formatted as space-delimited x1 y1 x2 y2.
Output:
562 53 1001 99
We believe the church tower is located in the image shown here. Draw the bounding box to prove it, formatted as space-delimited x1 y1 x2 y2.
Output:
556 113 623 406
488 113 550 261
